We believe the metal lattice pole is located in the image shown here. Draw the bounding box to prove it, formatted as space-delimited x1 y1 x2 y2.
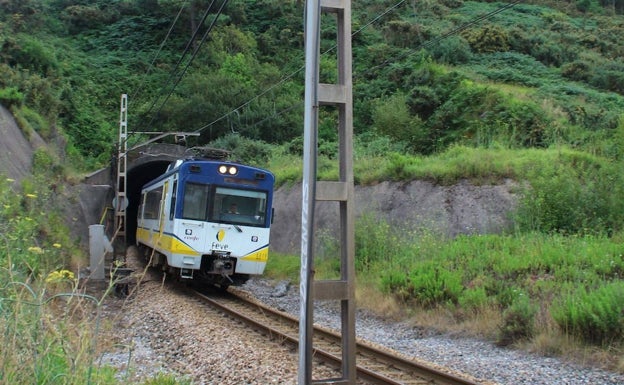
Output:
115 94 128 240
299 0 355 383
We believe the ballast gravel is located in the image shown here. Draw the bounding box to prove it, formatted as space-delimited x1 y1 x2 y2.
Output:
98 275 624 385
239 278 624 385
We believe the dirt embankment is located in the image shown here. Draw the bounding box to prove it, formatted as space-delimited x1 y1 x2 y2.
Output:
0 105 518 254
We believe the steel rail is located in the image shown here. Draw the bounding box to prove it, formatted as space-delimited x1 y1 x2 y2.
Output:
192 288 485 385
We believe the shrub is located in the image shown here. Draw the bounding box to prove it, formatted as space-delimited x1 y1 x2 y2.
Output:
380 270 411 301
589 61 624 95
497 292 537 346
0 87 24 107
461 24 509 53
209 135 276 166
4 35 58 73
561 60 592 82
458 286 490 312
407 263 464 308
551 281 624 344
515 151 624 235
14 106 50 140
382 20 427 48
354 213 401 270
428 35 473 65
371 92 430 154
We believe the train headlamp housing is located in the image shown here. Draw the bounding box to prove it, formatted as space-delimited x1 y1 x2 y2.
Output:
219 165 238 175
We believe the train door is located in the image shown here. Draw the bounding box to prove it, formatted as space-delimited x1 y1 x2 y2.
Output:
158 181 169 238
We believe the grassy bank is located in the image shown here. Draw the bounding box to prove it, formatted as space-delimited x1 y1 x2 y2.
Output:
266 228 624 372
264 143 624 373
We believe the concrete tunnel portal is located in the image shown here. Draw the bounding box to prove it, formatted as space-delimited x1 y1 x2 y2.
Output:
125 159 171 245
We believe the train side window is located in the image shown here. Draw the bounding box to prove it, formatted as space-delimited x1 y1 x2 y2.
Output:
144 187 162 219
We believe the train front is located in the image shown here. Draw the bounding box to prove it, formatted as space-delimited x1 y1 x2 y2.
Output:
175 161 275 288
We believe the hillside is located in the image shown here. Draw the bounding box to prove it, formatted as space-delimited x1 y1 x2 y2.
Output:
2 1 624 378
0 104 37 182
1 1 624 168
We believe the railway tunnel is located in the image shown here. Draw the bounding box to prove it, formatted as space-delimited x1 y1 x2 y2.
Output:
123 143 189 245
124 159 170 245
81 143 188 248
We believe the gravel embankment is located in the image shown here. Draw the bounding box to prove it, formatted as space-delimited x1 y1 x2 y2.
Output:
98 273 340 384
97 274 624 385
239 278 624 385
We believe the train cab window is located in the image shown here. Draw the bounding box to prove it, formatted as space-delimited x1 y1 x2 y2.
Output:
182 182 211 220
211 187 268 227
144 187 162 219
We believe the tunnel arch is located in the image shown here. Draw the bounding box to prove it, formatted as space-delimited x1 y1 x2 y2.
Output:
125 160 171 245
123 144 190 245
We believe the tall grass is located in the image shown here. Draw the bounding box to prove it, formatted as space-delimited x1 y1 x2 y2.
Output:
0 277 116 384
266 215 624 350
369 226 624 347
0 174 191 384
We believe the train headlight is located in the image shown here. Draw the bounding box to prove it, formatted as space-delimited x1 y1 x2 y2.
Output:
218 165 238 175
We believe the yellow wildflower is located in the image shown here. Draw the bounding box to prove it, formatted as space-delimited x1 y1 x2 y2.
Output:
28 246 44 254
45 269 75 283
53 243 62 248
25 193 37 199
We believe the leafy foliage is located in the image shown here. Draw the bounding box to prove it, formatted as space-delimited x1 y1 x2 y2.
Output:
1 0 624 166
515 149 624 235
552 281 624 344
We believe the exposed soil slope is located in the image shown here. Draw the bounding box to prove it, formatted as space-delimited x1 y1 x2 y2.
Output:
0 105 37 182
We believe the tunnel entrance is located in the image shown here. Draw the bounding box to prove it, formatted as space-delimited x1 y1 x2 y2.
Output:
125 160 171 245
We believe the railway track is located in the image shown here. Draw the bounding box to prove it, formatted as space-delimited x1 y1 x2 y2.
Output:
191 286 490 385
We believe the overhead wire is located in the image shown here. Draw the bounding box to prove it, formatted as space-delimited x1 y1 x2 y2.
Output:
191 0 409 135
195 0 524 136
139 0 229 132
130 0 189 102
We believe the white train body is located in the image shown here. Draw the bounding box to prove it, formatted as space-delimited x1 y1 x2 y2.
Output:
136 159 275 287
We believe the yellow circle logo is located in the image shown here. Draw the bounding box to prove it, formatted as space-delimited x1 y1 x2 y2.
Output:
216 229 225 242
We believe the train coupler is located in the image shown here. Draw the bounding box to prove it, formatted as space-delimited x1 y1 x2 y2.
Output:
180 268 193 279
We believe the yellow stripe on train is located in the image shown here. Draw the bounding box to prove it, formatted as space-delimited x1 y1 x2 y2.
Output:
241 247 269 262
136 228 200 256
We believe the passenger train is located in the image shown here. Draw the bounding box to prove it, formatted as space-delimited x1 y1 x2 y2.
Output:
136 158 275 289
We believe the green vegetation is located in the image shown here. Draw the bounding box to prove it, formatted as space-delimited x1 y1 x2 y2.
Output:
0 169 106 383
0 169 189 383
2 0 624 379
267 217 624 368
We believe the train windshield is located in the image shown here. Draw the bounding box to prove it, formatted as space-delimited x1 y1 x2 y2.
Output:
211 187 268 227
181 183 268 227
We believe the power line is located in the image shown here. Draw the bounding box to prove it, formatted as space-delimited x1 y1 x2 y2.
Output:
192 0 408 136
130 0 189 101
194 0 525 137
139 0 229 132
